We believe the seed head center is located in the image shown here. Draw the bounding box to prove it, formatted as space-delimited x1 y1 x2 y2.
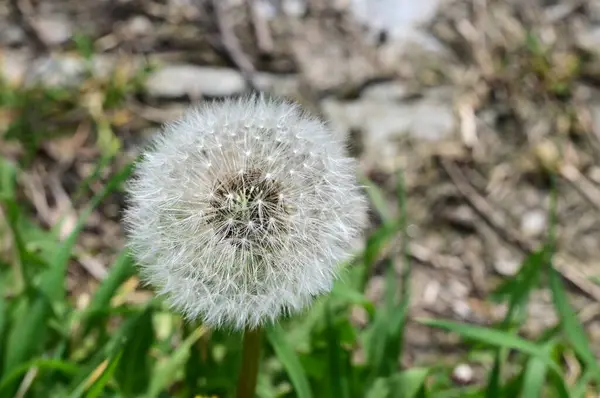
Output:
209 168 289 244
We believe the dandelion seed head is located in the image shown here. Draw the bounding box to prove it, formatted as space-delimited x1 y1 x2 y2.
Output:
125 96 367 330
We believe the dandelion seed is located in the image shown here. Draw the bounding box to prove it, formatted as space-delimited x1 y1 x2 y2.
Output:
124 96 367 330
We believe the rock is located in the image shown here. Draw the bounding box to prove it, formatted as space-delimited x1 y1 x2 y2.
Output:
422 280 441 305
25 55 87 87
520 209 547 238
448 279 469 298
592 103 600 137
90 55 144 79
0 23 25 46
350 0 442 48
452 364 474 385
494 252 522 277
321 87 454 159
451 300 472 319
321 98 406 162
577 27 600 55
253 73 300 98
123 16 153 37
0 52 142 88
35 15 73 45
0 50 29 85
0 51 148 89
362 81 410 100
282 0 307 16
291 19 381 93
145 65 247 98
253 0 277 19
410 95 455 140
590 1 600 23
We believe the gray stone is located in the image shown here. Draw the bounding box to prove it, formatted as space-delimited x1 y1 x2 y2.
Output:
124 16 153 37
321 87 454 147
577 27 600 54
452 364 474 385
494 253 522 277
361 81 410 100
253 73 300 98
451 300 472 319
520 209 547 238
0 51 151 90
590 1 600 23
25 55 87 87
0 50 29 85
448 279 469 298
592 103 600 137
410 95 455 140
145 65 247 98
350 0 442 49
0 24 25 46
322 91 454 172
35 16 73 45
321 98 407 155
281 0 307 16
5 53 142 88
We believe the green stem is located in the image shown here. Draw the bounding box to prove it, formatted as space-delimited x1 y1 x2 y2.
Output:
236 326 262 398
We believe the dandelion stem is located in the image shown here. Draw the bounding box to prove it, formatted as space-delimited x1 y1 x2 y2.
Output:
236 326 262 398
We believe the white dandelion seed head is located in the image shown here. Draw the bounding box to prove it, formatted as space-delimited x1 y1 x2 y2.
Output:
124 95 367 330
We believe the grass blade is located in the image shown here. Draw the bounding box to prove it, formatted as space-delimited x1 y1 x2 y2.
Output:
2 289 52 382
548 266 600 383
361 176 393 224
390 368 429 398
115 308 154 396
2 163 134 377
85 350 123 398
0 158 17 199
572 368 598 397
331 282 375 316
493 248 547 327
81 250 135 332
0 159 30 293
147 325 206 398
361 223 397 291
42 162 134 302
387 170 411 369
520 343 552 398
485 353 502 398
365 259 395 379
365 378 389 398
419 319 562 374
68 304 156 397
325 303 350 398
266 323 313 398
0 358 79 394
0 290 6 363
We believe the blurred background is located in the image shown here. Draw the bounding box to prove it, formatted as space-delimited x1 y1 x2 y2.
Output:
1 0 600 397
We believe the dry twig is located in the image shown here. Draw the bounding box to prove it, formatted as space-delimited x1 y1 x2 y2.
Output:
9 0 48 52
440 158 600 302
560 164 600 214
209 0 257 90
249 0 274 55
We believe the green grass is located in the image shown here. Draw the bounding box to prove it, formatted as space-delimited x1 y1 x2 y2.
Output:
0 56 599 398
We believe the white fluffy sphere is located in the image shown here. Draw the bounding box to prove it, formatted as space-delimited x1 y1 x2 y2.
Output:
125 96 366 329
